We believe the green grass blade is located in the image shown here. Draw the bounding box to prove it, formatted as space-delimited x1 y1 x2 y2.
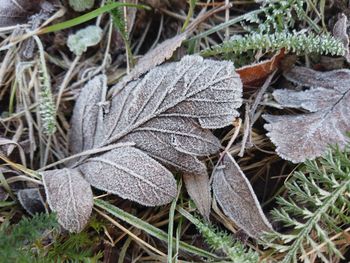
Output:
39 3 150 34
94 199 219 260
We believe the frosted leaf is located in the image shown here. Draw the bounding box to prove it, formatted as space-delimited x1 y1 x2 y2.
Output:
18 188 47 216
67 25 103 56
0 0 43 27
69 74 107 155
333 13 350 62
113 33 187 91
42 168 93 233
212 154 273 238
124 130 209 174
79 147 177 206
65 55 242 220
183 170 211 220
264 66 350 163
101 55 242 146
68 0 94 12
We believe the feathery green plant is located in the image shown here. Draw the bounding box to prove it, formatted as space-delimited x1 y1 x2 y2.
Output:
0 213 59 262
178 207 259 263
201 31 345 57
195 219 259 263
247 0 305 33
263 145 350 263
46 231 103 262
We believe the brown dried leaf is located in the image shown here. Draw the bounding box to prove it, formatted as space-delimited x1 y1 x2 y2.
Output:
0 0 43 27
42 168 93 232
183 170 211 220
264 66 350 163
212 154 273 238
79 147 177 206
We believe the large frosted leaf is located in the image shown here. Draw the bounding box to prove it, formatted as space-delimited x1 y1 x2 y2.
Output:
42 168 93 233
92 55 242 173
67 55 242 218
264 66 350 163
212 154 273 238
79 147 177 206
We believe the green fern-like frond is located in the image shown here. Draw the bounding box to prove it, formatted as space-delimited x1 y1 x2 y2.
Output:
201 31 345 57
195 219 259 263
252 0 305 33
0 213 59 262
263 146 350 263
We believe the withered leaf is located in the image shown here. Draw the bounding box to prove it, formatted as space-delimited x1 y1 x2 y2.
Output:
212 154 273 238
79 147 177 206
41 168 93 233
18 188 47 216
0 0 43 27
264 66 350 163
183 170 211 221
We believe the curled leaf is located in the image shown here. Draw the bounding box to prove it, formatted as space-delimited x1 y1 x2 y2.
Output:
212 154 273 238
264 66 350 163
183 170 211 220
18 188 47 216
237 49 285 87
79 147 177 206
42 168 93 232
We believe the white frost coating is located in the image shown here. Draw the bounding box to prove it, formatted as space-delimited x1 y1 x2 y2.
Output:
79 147 177 206
59 55 242 222
264 66 350 163
42 168 93 233
67 25 103 56
212 154 273 238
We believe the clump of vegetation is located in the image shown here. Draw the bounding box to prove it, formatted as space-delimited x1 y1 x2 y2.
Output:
0 0 349 262
0 213 59 262
264 146 350 262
